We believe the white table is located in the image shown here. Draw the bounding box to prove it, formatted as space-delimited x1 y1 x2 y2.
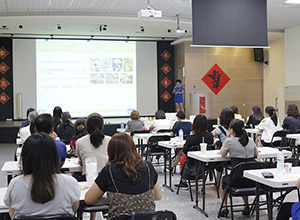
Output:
287 133 300 140
187 147 292 218
1 158 82 184
0 187 8 214
158 140 185 192
244 167 300 220
16 145 71 158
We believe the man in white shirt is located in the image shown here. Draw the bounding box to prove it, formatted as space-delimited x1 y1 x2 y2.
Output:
19 111 38 143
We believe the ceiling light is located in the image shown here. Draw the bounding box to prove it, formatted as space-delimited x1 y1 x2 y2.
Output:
284 0 300 4
140 26 145 32
19 25 23 29
57 24 61 30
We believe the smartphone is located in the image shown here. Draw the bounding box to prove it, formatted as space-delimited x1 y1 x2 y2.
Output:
262 172 274 178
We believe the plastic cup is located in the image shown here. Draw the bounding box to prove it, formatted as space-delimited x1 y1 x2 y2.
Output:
284 162 292 173
200 143 207 153
85 157 98 185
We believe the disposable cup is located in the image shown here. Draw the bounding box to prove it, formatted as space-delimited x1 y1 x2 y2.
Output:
200 143 207 153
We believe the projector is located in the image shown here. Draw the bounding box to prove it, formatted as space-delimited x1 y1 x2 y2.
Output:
138 8 162 18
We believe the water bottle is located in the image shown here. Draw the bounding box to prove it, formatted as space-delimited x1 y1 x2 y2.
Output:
120 121 125 129
179 129 184 143
276 149 284 175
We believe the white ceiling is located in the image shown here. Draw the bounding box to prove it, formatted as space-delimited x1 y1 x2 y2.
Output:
0 0 299 41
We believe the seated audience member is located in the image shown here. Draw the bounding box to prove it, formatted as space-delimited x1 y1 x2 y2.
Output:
20 111 38 143
53 106 63 134
76 113 111 175
125 110 146 132
282 104 300 133
20 107 35 129
58 112 75 143
85 133 162 220
246 105 264 128
212 108 234 144
149 110 171 132
34 114 67 167
257 106 281 146
230 105 243 121
70 118 87 154
170 111 192 137
171 114 214 187
219 119 258 217
4 133 80 218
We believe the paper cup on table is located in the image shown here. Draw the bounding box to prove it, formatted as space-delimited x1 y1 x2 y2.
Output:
284 163 292 173
200 143 207 153
85 157 98 186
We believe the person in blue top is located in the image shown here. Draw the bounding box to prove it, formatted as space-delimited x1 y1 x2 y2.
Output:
173 79 184 112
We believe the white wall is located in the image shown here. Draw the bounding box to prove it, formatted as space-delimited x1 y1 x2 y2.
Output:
13 39 157 119
263 38 285 111
13 39 37 119
285 25 300 86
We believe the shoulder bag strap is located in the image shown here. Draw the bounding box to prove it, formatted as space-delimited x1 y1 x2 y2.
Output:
218 126 227 136
144 162 151 190
108 164 119 193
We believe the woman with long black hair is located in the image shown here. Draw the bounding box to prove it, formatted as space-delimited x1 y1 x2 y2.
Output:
4 133 80 218
219 119 258 217
246 105 264 128
257 106 281 146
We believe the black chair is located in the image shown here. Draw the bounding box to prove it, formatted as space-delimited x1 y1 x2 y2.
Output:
111 210 177 220
130 130 151 137
77 202 109 220
289 129 300 159
270 130 291 149
146 135 171 164
156 129 172 133
218 161 267 220
176 145 219 201
13 215 77 220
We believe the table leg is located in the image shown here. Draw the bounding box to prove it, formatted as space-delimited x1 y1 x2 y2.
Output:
267 187 273 220
7 175 12 185
168 149 173 192
193 160 208 217
255 182 260 220
163 147 167 187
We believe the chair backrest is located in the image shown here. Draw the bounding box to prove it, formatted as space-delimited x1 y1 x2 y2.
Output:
156 129 172 133
148 135 171 145
271 130 290 147
13 215 77 220
111 210 177 220
130 130 151 137
229 161 267 181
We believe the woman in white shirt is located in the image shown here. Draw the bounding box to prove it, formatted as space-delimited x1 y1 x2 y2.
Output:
4 133 80 218
149 110 171 132
257 106 281 146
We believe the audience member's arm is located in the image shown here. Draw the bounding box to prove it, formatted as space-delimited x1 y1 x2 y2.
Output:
125 124 129 132
219 146 228 157
297 178 300 189
9 208 14 218
254 147 259 156
85 183 105 205
154 181 162 200
170 131 175 137
212 129 218 138
60 161 65 168
149 124 154 131
78 156 83 167
72 202 80 213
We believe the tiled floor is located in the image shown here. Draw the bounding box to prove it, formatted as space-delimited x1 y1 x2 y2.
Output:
0 144 298 219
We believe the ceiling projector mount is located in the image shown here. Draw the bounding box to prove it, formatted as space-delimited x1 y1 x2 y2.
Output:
138 0 162 18
175 14 187 35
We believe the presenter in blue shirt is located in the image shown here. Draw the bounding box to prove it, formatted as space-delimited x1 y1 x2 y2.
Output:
173 79 185 112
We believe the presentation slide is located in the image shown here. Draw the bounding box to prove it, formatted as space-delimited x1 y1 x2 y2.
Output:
36 40 136 117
